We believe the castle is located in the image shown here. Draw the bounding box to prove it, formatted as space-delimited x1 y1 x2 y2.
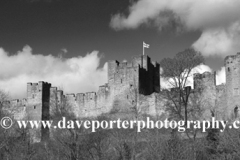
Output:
3 52 240 142
4 54 162 142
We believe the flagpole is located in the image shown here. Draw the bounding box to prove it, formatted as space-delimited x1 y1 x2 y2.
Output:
143 42 144 56
142 42 144 67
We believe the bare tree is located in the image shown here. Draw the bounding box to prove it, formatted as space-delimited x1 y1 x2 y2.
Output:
160 48 205 160
160 48 204 123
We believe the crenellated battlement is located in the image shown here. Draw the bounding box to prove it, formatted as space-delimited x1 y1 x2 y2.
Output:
108 54 160 95
224 52 240 64
193 71 216 90
193 71 216 80
9 99 27 106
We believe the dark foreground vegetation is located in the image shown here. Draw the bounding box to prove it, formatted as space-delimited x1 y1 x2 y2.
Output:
1 112 240 160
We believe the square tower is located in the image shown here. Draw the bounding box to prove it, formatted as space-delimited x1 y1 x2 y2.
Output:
26 81 51 142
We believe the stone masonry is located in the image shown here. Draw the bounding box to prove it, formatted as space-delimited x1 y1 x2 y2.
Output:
4 52 240 142
4 55 162 142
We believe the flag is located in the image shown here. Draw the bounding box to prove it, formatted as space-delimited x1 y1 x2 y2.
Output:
143 42 150 48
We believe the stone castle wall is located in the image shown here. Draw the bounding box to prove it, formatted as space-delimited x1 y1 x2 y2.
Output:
192 52 240 120
7 54 161 121
6 52 240 135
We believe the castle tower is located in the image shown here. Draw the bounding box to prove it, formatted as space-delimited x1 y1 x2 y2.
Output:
108 60 119 86
193 72 217 119
26 81 51 142
225 52 240 119
107 55 160 111
193 72 216 91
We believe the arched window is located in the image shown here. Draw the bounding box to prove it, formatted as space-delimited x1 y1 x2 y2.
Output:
228 67 230 72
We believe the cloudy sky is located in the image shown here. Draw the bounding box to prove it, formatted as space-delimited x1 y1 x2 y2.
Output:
0 0 239 98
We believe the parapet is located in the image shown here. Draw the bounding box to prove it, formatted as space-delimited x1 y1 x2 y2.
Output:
85 92 96 100
57 90 63 94
65 94 76 101
76 93 85 101
27 81 51 96
109 60 134 69
38 81 51 89
224 52 240 65
119 61 128 68
27 82 38 86
9 98 27 106
9 99 20 106
99 83 109 90
193 71 215 79
131 54 159 70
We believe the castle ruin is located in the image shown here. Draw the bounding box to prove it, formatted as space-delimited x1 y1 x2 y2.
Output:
4 52 240 142
4 55 162 142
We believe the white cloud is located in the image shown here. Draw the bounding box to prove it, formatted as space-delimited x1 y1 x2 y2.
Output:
110 0 240 57
216 67 226 85
193 22 240 57
191 64 212 75
0 46 108 99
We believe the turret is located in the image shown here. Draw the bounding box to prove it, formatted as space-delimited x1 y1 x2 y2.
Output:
193 71 216 90
224 52 240 119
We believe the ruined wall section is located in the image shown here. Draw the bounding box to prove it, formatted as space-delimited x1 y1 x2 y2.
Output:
49 83 111 118
75 85 111 117
193 72 217 120
65 93 79 117
49 87 65 118
2 99 28 120
96 84 110 112
225 53 240 119
194 72 216 91
138 92 165 117
216 84 227 119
